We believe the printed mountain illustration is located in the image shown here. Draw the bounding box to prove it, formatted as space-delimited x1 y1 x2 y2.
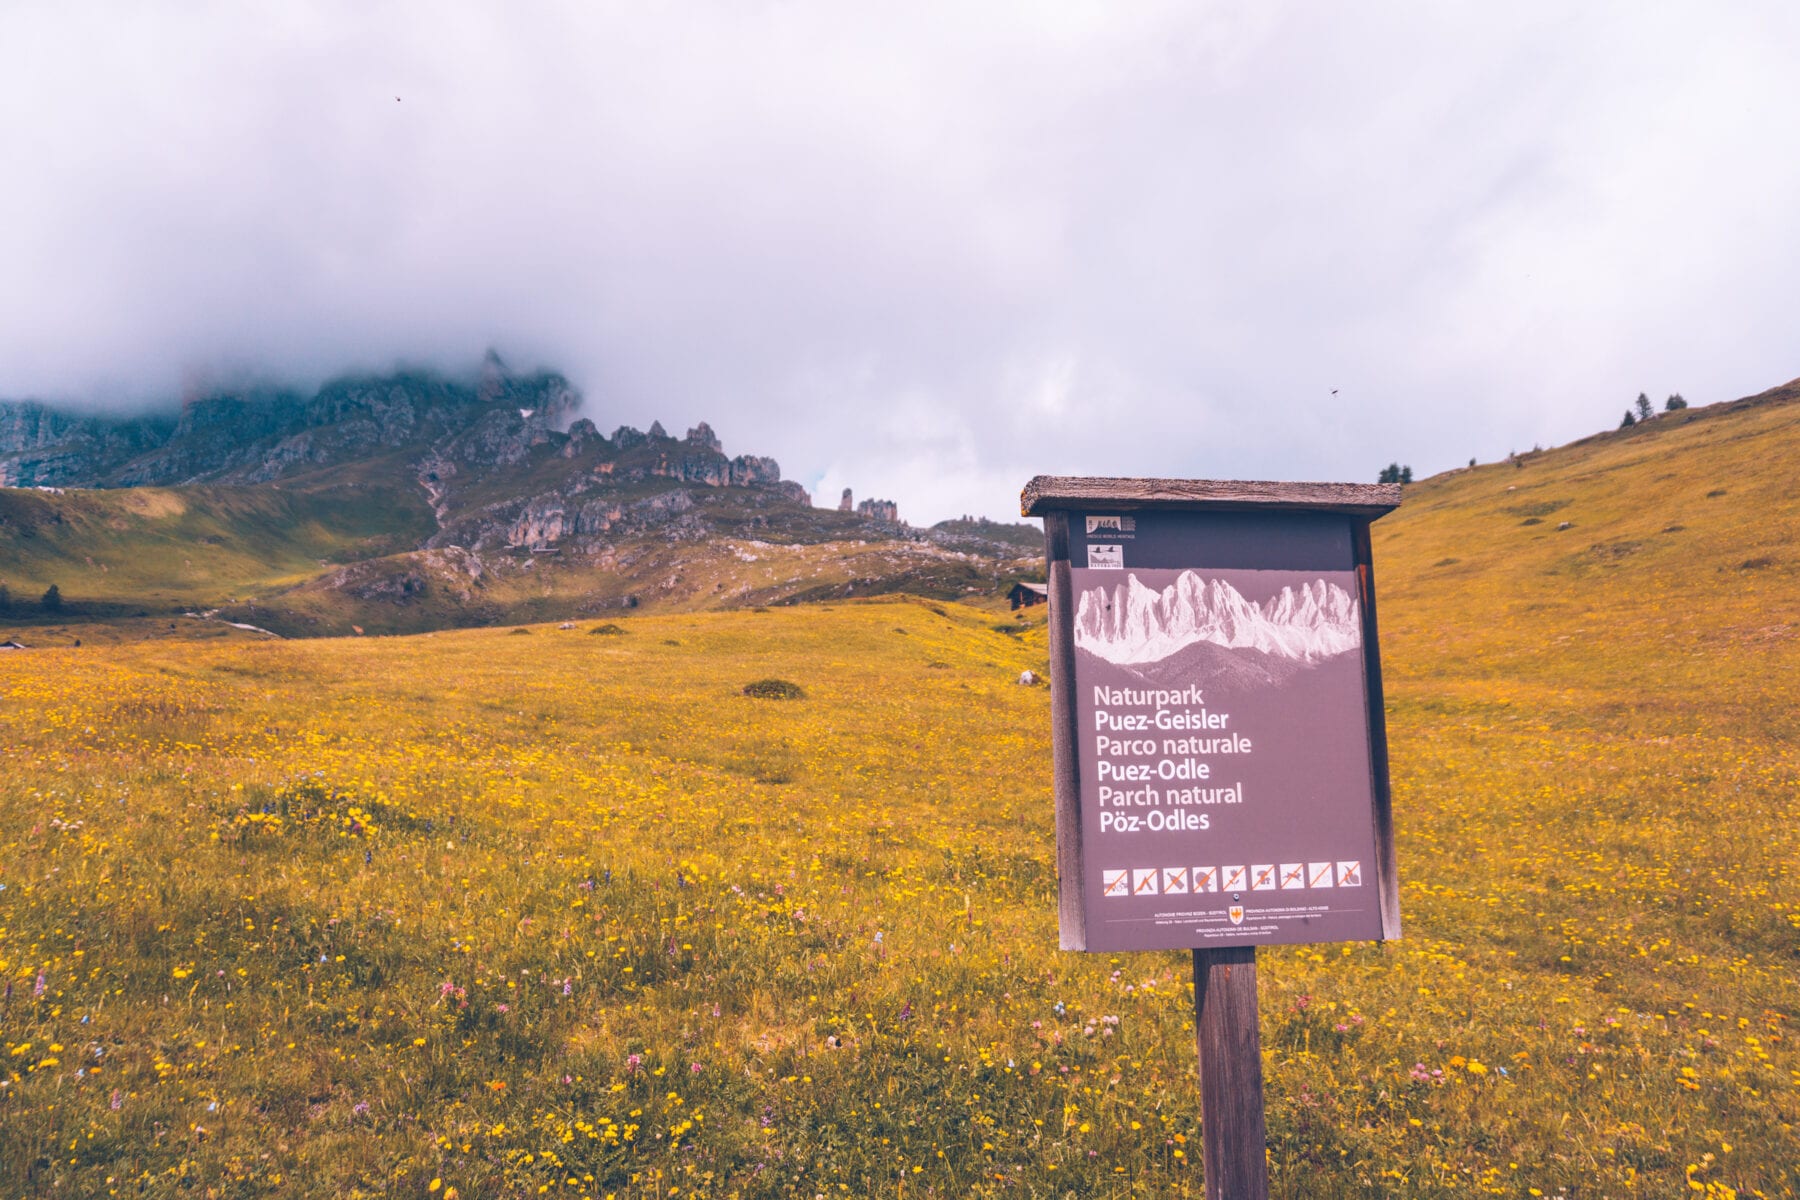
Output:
1086 636 1306 692
1074 571 1360 666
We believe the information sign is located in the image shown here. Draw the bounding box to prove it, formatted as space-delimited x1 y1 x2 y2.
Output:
1023 478 1403 952
1023 477 1403 1200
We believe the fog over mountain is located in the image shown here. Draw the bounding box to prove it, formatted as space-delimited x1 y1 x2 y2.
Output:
5 3 1800 523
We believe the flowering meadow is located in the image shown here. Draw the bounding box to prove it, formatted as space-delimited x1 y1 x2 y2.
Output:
5 399 1800 1197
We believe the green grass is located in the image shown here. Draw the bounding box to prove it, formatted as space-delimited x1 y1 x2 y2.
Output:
0 483 435 614
0 475 1033 635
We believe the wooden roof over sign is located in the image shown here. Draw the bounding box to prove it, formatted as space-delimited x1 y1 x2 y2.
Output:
1020 476 1402 519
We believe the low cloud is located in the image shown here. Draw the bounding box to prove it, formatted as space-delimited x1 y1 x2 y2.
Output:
4 2 1799 521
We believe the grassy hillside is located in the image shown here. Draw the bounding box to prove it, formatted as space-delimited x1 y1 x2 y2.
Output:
0 473 1036 634
1376 375 1800 688
2 387 1799 1197
214 535 1033 638
0 483 435 615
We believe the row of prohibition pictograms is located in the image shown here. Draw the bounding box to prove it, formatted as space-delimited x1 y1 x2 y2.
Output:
1102 861 1363 898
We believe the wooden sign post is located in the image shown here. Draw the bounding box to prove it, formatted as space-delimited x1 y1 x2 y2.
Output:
1023 477 1403 1200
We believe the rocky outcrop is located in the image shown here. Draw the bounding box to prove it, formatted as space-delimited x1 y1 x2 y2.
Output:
1 353 1062 634
318 546 487 606
7 355 824 570
506 486 706 547
510 496 573 547
1 361 584 488
857 498 901 524
0 402 174 486
441 406 555 469
239 431 326 484
562 418 601 458
652 455 733 487
0 402 76 454
926 517 1043 554
1 356 794 511
730 455 780 486
838 488 853 512
643 449 786 489
112 391 308 485
577 498 625 535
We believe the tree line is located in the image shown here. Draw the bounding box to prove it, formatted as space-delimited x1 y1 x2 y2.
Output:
1380 390 1693 486
1620 392 1687 428
0 582 63 613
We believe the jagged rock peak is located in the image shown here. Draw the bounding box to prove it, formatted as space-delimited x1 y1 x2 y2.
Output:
838 487 853 512
561 418 601 458
478 349 508 402
612 425 646 450
685 422 721 452
856 497 900 524
647 421 669 440
1 355 596 489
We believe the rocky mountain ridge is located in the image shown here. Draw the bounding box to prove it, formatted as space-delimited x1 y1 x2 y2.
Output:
1 354 1042 634
3 355 578 489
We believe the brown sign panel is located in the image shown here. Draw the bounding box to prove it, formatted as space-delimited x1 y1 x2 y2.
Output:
1025 479 1402 952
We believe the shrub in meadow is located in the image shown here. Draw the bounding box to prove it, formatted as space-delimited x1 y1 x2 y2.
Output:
741 678 805 700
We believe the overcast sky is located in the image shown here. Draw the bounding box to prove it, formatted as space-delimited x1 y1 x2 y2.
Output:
4 3 1799 523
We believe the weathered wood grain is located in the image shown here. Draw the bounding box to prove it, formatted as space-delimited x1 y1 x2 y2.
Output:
1020 476 1402 518
1351 518 1403 940
1193 946 1268 1200
1043 511 1089 949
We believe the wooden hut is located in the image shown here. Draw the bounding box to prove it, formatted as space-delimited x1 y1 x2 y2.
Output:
1007 581 1048 611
